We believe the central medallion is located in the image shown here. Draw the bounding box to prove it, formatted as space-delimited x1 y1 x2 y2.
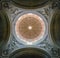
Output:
15 13 45 44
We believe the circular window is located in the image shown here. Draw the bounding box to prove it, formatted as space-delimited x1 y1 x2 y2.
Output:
15 13 45 42
13 12 47 45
